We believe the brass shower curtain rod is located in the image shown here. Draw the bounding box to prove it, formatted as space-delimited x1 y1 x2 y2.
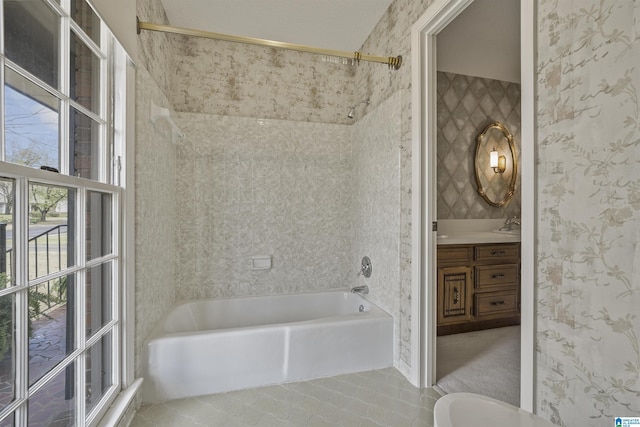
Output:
136 18 402 70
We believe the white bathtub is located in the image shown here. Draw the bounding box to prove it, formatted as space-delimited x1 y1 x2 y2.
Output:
141 289 393 402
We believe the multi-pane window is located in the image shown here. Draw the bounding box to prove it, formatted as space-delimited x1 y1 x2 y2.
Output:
0 0 127 426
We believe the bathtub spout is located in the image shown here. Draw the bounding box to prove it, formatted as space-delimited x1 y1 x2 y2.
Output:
351 285 369 295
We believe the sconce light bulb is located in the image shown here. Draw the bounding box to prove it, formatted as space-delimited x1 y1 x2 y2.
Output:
490 148 499 168
490 148 506 173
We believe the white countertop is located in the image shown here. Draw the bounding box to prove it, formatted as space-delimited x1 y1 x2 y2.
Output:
436 219 521 245
437 231 521 245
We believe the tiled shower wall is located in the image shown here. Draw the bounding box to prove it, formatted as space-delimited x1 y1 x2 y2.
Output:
351 91 403 363
174 113 352 300
437 71 521 219
134 0 179 379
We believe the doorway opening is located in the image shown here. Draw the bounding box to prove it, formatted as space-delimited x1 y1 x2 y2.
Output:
410 0 535 411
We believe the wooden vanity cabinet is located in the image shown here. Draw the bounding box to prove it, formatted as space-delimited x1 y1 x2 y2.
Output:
437 243 520 335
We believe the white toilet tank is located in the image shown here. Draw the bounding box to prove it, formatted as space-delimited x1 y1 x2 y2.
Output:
434 393 556 427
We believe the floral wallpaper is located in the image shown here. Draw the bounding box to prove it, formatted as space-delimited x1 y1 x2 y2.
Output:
536 0 640 424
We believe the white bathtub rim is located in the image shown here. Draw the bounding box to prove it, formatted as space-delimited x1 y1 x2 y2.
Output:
147 312 391 344
144 288 385 341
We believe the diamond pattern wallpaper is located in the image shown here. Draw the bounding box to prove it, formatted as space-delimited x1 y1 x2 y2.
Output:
437 71 521 219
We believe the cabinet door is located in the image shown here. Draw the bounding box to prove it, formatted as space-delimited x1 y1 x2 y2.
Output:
437 266 472 324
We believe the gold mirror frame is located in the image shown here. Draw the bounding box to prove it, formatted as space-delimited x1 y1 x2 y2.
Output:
474 122 518 207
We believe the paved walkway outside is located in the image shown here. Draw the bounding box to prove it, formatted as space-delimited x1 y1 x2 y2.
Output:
0 304 74 426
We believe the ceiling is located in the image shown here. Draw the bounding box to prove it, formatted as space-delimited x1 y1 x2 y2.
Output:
437 0 521 83
159 0 394 53
158 0 520 81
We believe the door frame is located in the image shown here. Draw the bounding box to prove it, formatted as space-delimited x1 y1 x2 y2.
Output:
409 0 536 411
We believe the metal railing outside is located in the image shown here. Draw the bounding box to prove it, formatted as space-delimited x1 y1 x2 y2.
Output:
1 223 68 313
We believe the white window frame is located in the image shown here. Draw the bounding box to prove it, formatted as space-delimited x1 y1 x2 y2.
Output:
0 0 130 424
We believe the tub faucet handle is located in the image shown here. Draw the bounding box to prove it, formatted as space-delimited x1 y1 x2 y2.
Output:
356 256 372 278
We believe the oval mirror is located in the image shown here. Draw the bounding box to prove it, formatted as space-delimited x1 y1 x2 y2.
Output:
474 122 518 207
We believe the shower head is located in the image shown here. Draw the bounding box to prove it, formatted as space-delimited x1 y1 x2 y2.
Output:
347 98 370 119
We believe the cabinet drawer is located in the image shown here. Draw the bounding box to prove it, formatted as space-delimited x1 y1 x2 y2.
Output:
438 246 472 266
475 290 518 317
475 264 519 289
475 244 519 263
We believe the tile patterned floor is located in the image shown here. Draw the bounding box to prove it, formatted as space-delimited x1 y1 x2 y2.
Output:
131 368 441 427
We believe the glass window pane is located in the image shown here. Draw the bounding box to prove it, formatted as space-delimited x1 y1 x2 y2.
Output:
0 293 15 410
85 332 112 415
70 107 100 180
0 179 15 285
70 31 100 114
4 0 60 88
85 262 112 338
28 274 75 386
28 184 74 280
71 0 100 44
0 413 14 426
5 68 60 171
28 361 76 427
86 192 111 261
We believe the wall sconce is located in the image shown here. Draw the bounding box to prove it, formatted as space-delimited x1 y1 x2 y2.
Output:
490 147 506 173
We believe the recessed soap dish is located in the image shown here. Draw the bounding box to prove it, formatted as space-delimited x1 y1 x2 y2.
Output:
251 255 272 270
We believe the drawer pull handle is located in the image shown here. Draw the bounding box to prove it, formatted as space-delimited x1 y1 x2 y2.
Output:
490 250 506 256
453 287 459 304
490 301 506 306
491 273 506 279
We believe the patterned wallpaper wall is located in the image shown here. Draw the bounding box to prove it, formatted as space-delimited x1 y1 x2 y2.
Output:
437 71 521 219
169 36 355 124
536 0 640 424
173 113 352 300
136 0 179 103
